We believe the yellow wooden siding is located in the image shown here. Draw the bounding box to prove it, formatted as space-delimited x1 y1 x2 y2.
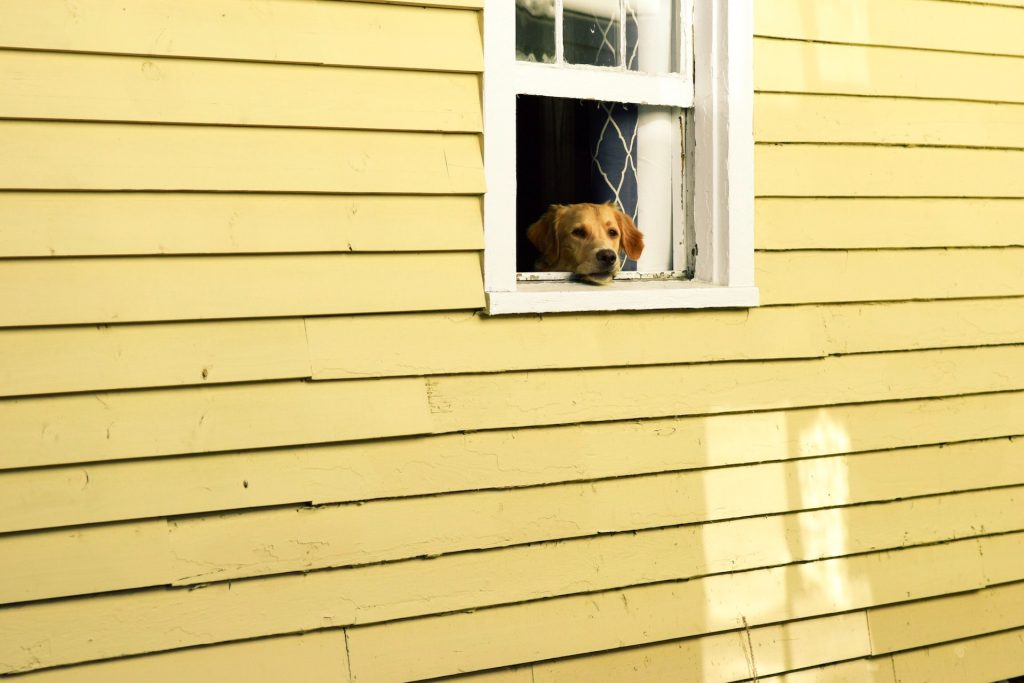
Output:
823 298 1024 353
424 345 1024 432
5 345 1024 470
0 50 482 132
891 627 1024 683
0 253 483 327
5 297 1021 398
0 520 170 605
755 39 1024 103
127 443 1024 585
757 250 1024 304
342 539 989 681
3 0 1024 679
0 377 433 470
756 94 1024 148
4 466 1021 604
868 580 1024 655
944 0 1024 6
0 194 483 257
0 537 995 674
0 0 482 72
977 530 1024 585
756 199 1024 249
310 299 1024 378
0 123 484 193
470 612 871 683
756 146 1024 197
755 0 1024 57
5 392 1023 534
0 319 311 398
456 668 532 683
12 632 350 683
755 658 897 683
308 306 828 379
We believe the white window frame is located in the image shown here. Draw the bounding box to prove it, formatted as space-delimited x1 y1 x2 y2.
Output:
483 0 758 314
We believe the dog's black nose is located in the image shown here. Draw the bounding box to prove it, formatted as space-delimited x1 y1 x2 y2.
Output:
596 249 617 266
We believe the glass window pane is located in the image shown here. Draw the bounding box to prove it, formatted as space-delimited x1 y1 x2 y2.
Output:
516 0 556 63
627 0 681 73
564 0 621 68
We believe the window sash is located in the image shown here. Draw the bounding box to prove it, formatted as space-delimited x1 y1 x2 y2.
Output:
512 61 693 108
484 0 755 313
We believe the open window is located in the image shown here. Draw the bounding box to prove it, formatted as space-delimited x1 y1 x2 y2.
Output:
483 0 758 314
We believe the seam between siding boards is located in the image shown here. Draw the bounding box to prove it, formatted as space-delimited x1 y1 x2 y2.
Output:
0 45 484 75
755 89 1024 107
7 553 1019 677
753 33 1024 61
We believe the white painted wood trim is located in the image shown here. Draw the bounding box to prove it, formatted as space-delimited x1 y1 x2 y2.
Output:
487 282 760 315
483 0 517 293
483 0 756 313
670 109 687 271
618 0 627 68
680 0 695 82
513 62 693 107
692 0 755 287
518 270 683 282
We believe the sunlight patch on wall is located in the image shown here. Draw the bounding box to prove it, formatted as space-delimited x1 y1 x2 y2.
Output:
792 410 867 613
703 410 790 466
797 2 871 91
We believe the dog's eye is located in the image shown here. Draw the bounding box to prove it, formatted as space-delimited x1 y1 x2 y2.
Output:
608 229 619 237
571 228 586 238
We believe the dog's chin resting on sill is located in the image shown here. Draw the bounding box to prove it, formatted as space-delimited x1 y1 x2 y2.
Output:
527 203 645 285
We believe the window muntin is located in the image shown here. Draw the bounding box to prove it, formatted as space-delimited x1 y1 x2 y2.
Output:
516 1 685 74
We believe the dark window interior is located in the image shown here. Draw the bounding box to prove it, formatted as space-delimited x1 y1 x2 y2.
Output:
516 95 641 273
516 95 597 271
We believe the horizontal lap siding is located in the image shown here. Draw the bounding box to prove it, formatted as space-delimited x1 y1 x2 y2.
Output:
0 0 482 72
0 123 483 193
756 199 1024 249
1 391 1022 533
6 345 1024 470
3 297 1024 397
756 0 1024 57
3 529 1019 673
756 94 1024 148
0 50 483 132
0 254 484 327
524 612 872 683
757 146 1024 197
4 0 1024 681
4 445 1022 602
0 194 484 257
10 632 352 683
891 627 1024 683
753 13 1024 677
756 39 1024 103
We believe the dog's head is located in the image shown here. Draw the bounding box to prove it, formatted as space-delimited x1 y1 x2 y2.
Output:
526 203 644 285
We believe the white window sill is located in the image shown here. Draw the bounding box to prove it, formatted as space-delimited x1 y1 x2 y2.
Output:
485 280 760 315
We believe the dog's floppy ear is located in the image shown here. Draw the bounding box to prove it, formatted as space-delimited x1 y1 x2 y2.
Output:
527 204 564 268
615 208 645 260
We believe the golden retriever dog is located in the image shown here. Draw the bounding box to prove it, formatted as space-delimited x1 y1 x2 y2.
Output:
527 203 644 284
